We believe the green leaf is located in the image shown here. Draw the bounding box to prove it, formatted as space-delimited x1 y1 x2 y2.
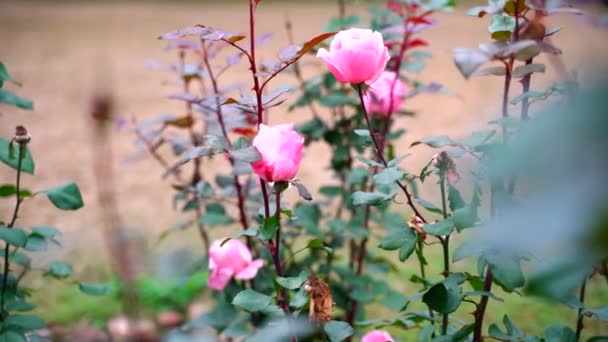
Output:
544 324 576 342
355 155 383 168
319 186 342 197
399 239 417 262
0 227 27 247
276 271 309 290
319 91 357 107
373 167 404 186
0 62 20 86
0 185 31 198
47 261 73 279
31 226 59 239
379 229 416 251
585 307 608 321
0 331 25 342
5 300 36 312
486 254 525 292
5 314 45 330
306 238 333 253
415 197 444 215
260 216 279 241
512 63 545 78
488 14 516 34
221 227 258 246
511 91 546 105
323 320 354 342
24 234 47 251
232 289 272 312
0 138 35 175
0 88 33 110
422 283 461 314
296 117 327 141
452 205 477 231
41 182 84 210
410 135 456 148
423 218 454 236
229 145 261 163
78 282 114 296
352 191 394 206
447 184 466 211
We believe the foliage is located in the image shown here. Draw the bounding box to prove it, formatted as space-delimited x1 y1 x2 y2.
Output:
0 63 85 340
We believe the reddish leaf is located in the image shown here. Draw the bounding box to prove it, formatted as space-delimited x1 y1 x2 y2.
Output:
165 116 194 128
407 16 433 25
297 32 337 58
407 38 428 49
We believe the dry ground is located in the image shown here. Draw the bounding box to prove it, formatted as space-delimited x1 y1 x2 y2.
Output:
1 0 607 336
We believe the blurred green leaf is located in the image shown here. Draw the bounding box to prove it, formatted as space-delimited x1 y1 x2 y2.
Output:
352 191 394 206
41 183 84 210
232 289 271 312
276 271 309 290
47 261 73 279
0 226 27 247
0 89 33 110
0 185 31 198
78 282 114 296
424 218 454 236
5 314 45 330
544 324 575 342
323 320 354 342
486 254 525 292
373 167 404 186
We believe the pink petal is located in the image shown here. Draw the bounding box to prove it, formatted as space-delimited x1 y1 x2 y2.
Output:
235 259 264 280
317 48 347 83
331 49 379 84
208 268 234 290
361 330 395 342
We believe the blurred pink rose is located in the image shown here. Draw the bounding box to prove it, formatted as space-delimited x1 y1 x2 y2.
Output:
251 123 304 182
317 28 390 85
361 330 395 342
208 239 264 290
363 71 407 116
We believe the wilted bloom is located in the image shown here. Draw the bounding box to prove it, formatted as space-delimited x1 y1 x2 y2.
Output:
317 28 390 85
208 239 264 290
363 71 407 116
432 152 460 184
251 123 304 182
361 330 395 342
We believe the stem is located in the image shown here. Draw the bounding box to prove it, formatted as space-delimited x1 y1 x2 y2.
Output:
271 190 291 315
1 143 24 310
248 0 264 127
202 41 252 246
356 85 427 223
473 267 494 342
501 60 513 143
520 58 533 121
439 173 451 335
575 278 587 341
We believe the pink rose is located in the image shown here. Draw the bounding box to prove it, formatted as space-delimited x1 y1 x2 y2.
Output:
317 28 390 85
251 123 304 182
361 330 395 342
208 239 264 290
363 71 407 116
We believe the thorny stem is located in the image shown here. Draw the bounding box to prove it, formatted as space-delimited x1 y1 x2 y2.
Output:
356 85 427 223
520 58 533 121
201 41 252 247
439 173 451 335
272 189 290 315
248 2 293 333
1 143 24 311
575 278 587 341
473 268 494 342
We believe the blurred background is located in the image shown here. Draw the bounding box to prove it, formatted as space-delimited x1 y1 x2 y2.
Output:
1 0 607 338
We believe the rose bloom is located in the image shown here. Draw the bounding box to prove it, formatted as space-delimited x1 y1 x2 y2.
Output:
317 28 390 85
361 330 395 342
251 123 304 182
363 71 407 116
208 239 264 290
